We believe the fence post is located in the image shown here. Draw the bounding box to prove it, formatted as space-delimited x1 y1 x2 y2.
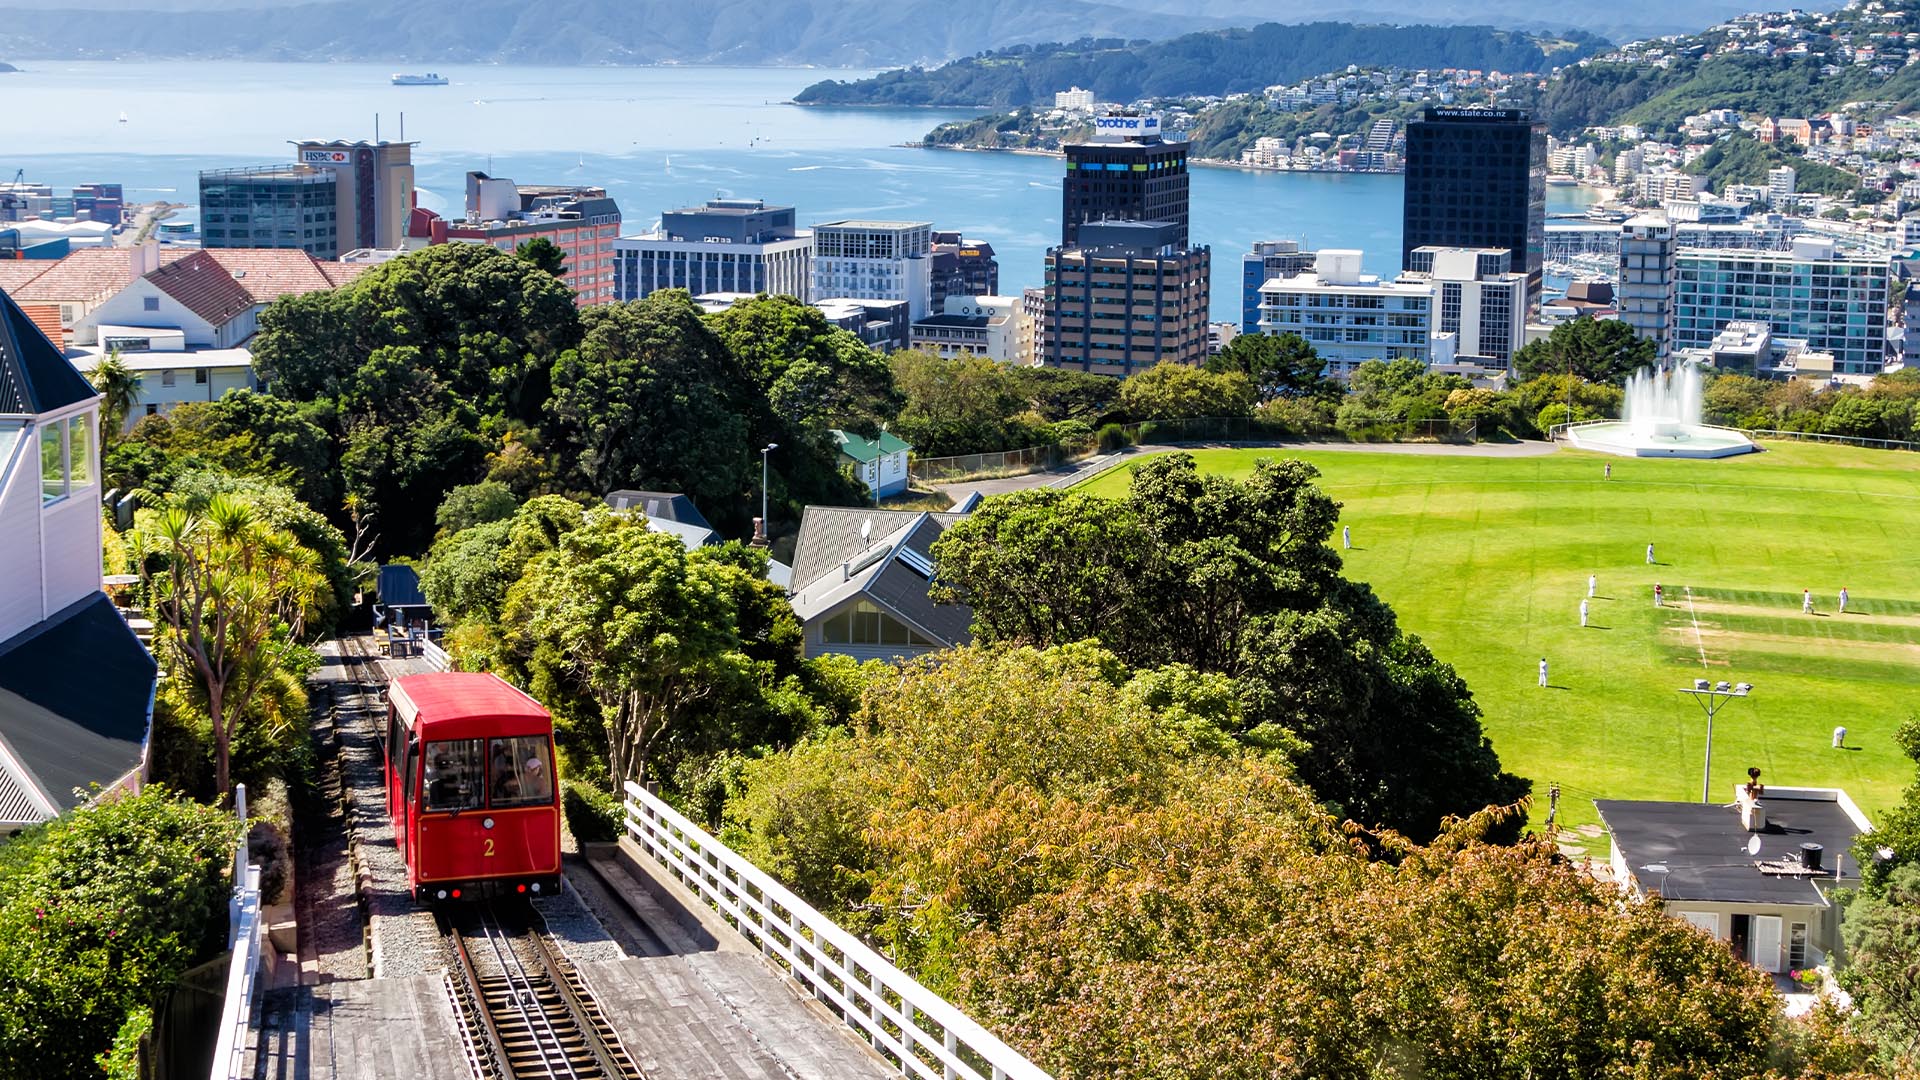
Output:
230 782 247 943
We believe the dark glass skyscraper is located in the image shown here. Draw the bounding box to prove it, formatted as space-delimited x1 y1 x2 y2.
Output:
1402 107 1547 310
1062 119 1190 248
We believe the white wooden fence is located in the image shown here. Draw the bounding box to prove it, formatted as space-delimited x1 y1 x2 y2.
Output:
621 781 1053 1080
210 784 264 1080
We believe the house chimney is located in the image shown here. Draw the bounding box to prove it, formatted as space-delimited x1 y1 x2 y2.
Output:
1800 843 1824 873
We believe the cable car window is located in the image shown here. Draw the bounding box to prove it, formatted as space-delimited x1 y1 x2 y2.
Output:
489 736 554 808
423 739 485 812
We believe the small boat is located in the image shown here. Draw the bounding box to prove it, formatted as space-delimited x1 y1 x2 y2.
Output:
118 111 128 123
391 72 449 86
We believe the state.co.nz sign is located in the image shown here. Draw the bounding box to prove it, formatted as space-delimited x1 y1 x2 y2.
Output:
300 150 351 164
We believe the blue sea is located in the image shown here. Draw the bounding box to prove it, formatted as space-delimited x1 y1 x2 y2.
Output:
2 61 1592 322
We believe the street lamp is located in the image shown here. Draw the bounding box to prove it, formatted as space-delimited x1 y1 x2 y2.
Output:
1679 679 1753 804
760 443 778 542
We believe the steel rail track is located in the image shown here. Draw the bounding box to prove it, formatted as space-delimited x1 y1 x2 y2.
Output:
443 901 642 1080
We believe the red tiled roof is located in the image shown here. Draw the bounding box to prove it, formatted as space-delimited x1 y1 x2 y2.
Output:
18 304 65 349
200 248 342 300
319 262 370 288
0 262 53 293
146 250 257 326
14 247 190 304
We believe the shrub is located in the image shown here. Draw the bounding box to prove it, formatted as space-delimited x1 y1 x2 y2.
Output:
0 788 235 1080
94 1007 150 1080
563 779 622 844
1096 423 1133 452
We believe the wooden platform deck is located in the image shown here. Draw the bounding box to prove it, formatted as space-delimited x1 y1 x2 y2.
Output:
580 844 898 1080
252 976 470 1080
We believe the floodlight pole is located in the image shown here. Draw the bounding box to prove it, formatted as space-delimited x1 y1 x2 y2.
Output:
760 443 778 542
1679 683 1752 803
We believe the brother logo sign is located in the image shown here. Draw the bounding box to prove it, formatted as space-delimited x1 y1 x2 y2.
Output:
1094 115 1160 136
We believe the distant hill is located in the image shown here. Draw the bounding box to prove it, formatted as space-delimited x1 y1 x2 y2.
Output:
797 24 1606 108
0 0 1227 67
1119 0 1849 45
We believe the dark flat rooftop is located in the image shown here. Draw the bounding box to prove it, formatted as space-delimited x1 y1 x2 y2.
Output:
1595 794 1866 905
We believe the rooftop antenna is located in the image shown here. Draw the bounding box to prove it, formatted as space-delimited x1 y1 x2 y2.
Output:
400 112 405 142
375 113 381 143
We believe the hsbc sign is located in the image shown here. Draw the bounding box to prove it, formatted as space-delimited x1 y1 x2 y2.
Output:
300 149 351 164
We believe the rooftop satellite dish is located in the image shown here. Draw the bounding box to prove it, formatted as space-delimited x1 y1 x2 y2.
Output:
1747 834 1763 857
861 518 872 545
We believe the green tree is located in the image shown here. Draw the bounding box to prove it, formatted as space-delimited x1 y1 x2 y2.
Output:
933 453 1524 839
1824 393 1915 442
436 480 520 536
422 496 587 626
1840 863 1920 1073
1512 318 1656 385
135 495 326 796
1204 331 1330 398
1117 362 1257 420
1007 365 1121 423
889 350 1030 455
85 350 141 442
516 236 568 278
1858 716 1920 892
547 293 756 514
704 293 899 434
503 511 757 784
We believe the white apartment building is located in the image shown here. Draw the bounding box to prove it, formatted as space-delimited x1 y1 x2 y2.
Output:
907 295 1024 362
1257 249 1434 379
1638 172 1696 203
1054 87 1096 110
1768 165 1798 204
1401 247 1528 369
811 221 934 321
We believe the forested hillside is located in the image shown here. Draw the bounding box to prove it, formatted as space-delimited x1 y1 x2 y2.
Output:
797 23 1602 108
1537 53 1920 136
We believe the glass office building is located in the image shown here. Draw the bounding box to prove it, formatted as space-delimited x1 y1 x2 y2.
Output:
1402 108 1547 311
1674 239 1890 375
198 166 339 258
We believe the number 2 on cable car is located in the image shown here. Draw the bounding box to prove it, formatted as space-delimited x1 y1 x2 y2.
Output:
483 839 495 857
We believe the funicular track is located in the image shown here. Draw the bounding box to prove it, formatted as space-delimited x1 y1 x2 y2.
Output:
440 900 644 1080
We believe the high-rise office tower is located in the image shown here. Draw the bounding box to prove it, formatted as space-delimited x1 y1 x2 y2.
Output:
289 140 416 253
199 166 341 257
1402 108 1546 312
1061 113 1189 248
1041 220 1209 377
1617 214 1676 361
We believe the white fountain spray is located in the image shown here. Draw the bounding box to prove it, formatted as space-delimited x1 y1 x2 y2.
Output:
1623 361 1705 441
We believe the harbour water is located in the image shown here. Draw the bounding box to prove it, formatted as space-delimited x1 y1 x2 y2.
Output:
5 61 1590 321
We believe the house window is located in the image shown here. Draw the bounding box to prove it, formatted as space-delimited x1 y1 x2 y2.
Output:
145 404 158 416
195 368 210 385
67 416 92 489
161 370 176 388
1788 922 1809 969
821 600 935 647
39 423 66 504
143 296 161 312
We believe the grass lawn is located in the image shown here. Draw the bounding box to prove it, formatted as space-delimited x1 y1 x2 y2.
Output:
1079 442 1920 831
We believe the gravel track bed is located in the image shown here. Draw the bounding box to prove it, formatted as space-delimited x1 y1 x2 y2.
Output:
323 639 449 979
293 660 370 982
532 875 629 966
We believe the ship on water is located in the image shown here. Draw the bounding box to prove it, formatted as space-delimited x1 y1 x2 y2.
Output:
391 73 449 86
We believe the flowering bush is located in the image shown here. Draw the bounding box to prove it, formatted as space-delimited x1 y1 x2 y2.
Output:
0 787 235 1079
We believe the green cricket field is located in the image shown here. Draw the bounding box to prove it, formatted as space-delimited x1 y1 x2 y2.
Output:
1079 442 1920 830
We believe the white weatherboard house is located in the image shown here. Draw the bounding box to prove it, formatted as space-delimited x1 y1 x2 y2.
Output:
832 428 912 500
1596 782 1871 980
0 287 157 832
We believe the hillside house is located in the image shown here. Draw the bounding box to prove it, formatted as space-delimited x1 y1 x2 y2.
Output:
0 287 157 832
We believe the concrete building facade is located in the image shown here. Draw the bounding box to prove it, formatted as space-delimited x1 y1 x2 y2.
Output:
198 166 340 257
614 198 812 303
1619 214 1678 361
1402 246 1527 368
290 140 416 253
812 221 934 321
1040 220 1209 377
445 173 621 305
1258 249 1435 379
1240 240 1318 332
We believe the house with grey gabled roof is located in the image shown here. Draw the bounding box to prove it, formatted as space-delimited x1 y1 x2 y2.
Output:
787 505 973 663
0 286 157 832
604 489 720 549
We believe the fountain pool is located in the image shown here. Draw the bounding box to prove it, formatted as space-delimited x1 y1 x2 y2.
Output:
1564 363 1759 459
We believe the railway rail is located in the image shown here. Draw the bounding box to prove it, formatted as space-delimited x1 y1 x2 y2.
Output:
441 900 643 1080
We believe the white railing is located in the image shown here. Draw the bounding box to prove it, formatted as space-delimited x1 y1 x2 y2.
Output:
210 784 264 1080
419 637 451 672
622 782 1052 1080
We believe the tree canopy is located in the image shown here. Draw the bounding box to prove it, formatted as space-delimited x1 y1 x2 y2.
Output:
1512 317 1657 385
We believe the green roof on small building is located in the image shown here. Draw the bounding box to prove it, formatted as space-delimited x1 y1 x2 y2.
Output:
831 428 912 463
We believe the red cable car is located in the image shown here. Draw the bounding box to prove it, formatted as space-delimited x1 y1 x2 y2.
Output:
384 672 561 902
